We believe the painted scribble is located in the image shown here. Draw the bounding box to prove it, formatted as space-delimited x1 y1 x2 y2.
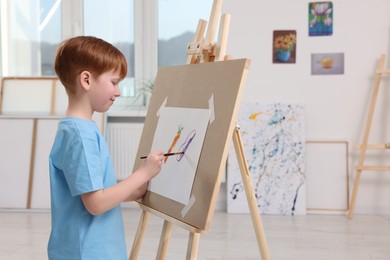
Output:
165 125 184 164
177 130 196 161
148 107 211 205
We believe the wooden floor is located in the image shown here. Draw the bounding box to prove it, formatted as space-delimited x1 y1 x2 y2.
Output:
0 207 389 260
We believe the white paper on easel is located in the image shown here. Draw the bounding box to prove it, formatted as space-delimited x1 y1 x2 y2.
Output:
148 107 211 205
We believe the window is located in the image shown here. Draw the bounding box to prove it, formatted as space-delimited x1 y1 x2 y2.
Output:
84 0 135 79
0 0 215 111
0 0 61 76
83 0 138 108
41 0 62 75
158 0 212 67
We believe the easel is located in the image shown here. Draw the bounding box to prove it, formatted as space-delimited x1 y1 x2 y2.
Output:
129 0 270 259
348 54 390 219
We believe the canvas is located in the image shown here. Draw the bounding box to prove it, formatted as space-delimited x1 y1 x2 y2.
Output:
309 2 333 36
228 102 306 215
311 53 344 75
272 30 297 64
148 106 211 205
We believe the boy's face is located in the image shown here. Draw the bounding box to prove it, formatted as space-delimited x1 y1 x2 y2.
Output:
88 70 122 113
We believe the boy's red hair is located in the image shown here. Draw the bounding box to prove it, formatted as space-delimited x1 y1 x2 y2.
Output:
54 36 127 94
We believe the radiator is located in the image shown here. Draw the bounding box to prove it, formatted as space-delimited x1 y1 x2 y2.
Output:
106 123 144 180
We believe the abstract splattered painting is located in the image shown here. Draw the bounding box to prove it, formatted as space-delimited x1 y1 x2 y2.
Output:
148 106 211 205
227 103 306 215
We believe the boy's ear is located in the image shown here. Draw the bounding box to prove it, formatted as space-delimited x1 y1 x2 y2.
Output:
80 71 91 91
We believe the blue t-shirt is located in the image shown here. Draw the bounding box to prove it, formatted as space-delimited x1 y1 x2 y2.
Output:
48 117 127 260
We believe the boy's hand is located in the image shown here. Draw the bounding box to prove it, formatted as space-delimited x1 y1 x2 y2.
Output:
141 151 164 178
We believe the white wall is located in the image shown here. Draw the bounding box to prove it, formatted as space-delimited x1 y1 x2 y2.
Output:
222 0 390 214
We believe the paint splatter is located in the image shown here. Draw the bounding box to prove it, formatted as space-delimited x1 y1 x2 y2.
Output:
228 103 305 215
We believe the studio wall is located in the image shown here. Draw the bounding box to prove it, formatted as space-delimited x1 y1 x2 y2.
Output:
223 0 390 214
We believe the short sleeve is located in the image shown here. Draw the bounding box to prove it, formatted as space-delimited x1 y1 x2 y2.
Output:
63 138 104 196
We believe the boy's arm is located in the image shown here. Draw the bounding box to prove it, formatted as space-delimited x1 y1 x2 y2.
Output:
81 151 163 216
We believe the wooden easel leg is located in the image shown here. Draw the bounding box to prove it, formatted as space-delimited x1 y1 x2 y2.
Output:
348 54 386 220
156 220 174 260
186 232 200 260
204 0 223 45
348 170 362 219
232 127 271 260
214 13 230 62
129 210 150 260
186 19 207 65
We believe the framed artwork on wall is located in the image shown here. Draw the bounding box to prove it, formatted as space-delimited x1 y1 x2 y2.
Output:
272 30 297 64
311 52 344 75
309 2 333 36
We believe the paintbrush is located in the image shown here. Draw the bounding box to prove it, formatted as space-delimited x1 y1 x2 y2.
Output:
140 152 184 159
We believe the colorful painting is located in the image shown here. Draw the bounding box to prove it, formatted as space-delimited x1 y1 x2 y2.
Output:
272 30 297 64
309 2 333 36
311 52 344 75
148 106 210 205
227 103 306 215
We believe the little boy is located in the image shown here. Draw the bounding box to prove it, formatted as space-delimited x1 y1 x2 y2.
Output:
48 36 164 259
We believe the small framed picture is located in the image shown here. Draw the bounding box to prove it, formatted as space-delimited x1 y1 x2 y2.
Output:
272 30 297 64
309 2 333 36
311 53 344 75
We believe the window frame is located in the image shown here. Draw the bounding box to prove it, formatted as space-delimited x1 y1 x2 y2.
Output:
61 0 159 82
0 0 158 111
